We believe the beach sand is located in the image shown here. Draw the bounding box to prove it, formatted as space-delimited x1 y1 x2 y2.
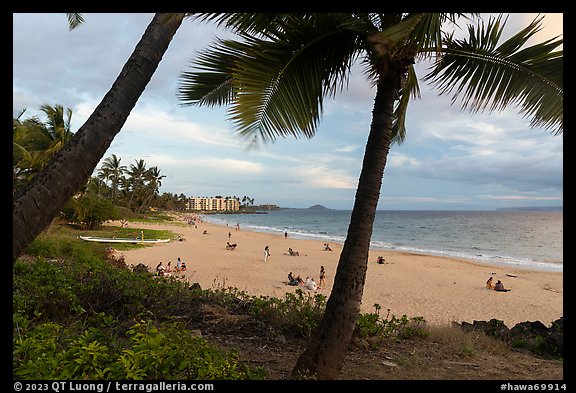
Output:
114 216 563 327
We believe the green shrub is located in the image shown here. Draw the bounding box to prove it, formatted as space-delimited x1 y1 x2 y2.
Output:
13 319 264 380
112 319 263 380
356 313 383 338
354 305 430 340
248 289 327 336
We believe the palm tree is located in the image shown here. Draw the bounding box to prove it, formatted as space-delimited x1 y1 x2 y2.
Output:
97 154 127 203
177 13 562 379
40 104 74 147
13 112 51 189
126 159 148 211
13 105 75 190
12 13 185 262
138 166 166 212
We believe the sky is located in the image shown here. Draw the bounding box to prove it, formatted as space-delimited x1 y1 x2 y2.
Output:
13 13 563 210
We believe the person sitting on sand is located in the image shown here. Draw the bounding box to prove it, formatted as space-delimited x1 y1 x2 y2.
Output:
377 256 385 264
180 261 187 271
323 243 332 251
226 242 237 251
494 280 510 292
287 248 299 256
155 262 165 276
203 229 209 235
305 277 318 291
287 272 299 286
165 261 172 273
486 276 494 289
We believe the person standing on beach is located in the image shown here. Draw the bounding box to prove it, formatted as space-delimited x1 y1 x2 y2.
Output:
319 266 326 289
264 246 270 262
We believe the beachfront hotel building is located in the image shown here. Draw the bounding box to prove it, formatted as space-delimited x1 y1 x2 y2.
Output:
185 196 240 212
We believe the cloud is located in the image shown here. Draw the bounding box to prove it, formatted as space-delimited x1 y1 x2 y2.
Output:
261 164 358 190
480 194 563 201
334 144 360 153
144 154 263 174
122 109 240 148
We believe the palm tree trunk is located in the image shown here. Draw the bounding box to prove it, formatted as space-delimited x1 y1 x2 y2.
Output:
12 13 185 262
292 71 399 379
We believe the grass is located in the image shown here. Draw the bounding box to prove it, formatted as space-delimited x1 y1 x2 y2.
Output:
426 324 510 357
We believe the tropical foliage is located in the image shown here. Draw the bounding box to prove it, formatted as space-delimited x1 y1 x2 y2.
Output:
13 105 75 191
13 240 265 380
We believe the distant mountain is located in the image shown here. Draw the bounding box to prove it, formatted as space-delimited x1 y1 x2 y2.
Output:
307 204 331 210
495 206 562 211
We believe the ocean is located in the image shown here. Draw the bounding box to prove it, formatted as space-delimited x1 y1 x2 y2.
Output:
202 209 563 273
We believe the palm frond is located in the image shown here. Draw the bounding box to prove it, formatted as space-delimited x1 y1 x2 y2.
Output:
191 13 289 36
66 13 84 31
179 14 362 144
178 38 239 107
391 65 420 145
409 13 474 59
228 28 356 143
424 14 563 135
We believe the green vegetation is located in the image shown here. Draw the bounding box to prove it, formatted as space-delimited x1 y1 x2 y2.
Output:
13 104 74 190
13 225 264 380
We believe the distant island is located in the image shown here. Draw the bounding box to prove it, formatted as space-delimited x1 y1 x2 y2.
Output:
495 206 562 211
307 204 331 210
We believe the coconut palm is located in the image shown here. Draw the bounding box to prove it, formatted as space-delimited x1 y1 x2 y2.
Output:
40 104 74 147
13 111 52 188
13 105 76 190
12 13 186 261
97 154 127 203
13 111 53 163
177 13 562 379
137 165 166 213
125 159 149 211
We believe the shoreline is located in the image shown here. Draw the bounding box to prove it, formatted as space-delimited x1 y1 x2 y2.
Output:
201 214 563 274
114 216 563 327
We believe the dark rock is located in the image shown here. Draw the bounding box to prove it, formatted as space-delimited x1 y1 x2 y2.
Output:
510 320 548 336
132 263 150 274
456 317 563 359
464 319 510 341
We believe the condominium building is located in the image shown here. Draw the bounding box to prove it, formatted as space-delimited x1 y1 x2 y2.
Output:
186 196 240 211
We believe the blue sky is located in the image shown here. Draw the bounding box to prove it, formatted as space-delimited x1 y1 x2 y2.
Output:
13 13 563 210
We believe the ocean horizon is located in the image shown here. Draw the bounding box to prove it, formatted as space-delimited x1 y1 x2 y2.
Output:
202 208 563 273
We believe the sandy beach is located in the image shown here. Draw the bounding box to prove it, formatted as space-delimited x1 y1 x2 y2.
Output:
114 216 563 327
